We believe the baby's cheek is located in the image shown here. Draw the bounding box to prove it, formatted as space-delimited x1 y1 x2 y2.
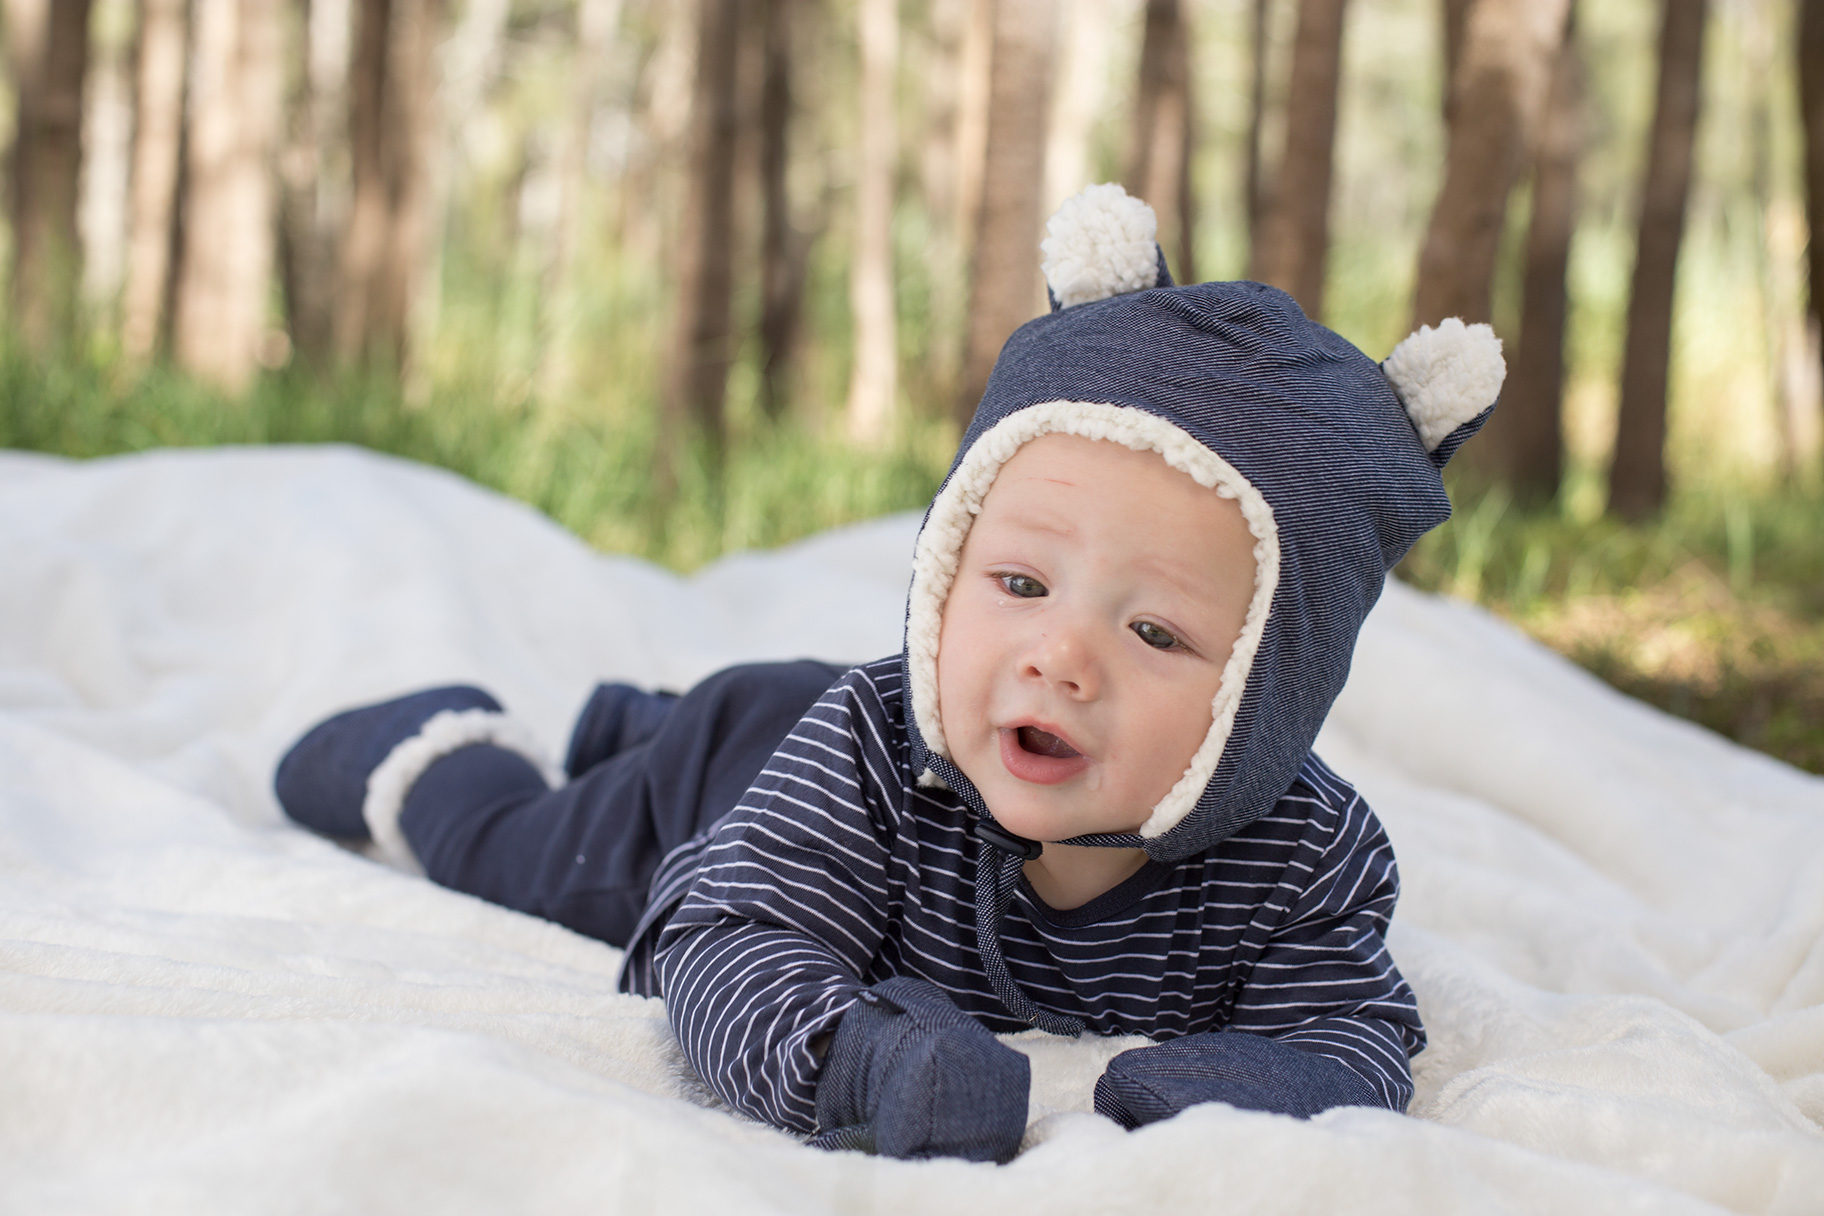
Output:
1136 711 1209 797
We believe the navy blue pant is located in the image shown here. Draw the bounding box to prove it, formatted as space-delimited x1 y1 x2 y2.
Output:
400 660 846 948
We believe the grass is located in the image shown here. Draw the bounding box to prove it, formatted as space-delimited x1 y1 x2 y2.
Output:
4 345 1820 777
1398 478 1824 775
0 346 956 571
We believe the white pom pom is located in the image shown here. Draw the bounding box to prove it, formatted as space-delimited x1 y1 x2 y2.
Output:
1040 183 1160 308
1381 318 1507 452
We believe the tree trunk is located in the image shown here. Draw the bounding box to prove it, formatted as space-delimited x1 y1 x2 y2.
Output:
845 0 898 444
618 0 690 271
1474 5 1580 500
1609 0 1707 519
1779 0 1824 485
439 0 508 145
955 0 1056 425
173 0 282 392
1244 0 1269 245
758 0 805 419
919 0 964 228
953 0 994 259
1440 0 1472 120
387 0 443 382
1410 0 1571 329
538 0 622 400
552 0 623 297
660 0 741 473
912 0 979 403
1802 0 1824 399
421 0 506 373
1251 0 1346 318
335 0 444 371
336 0 390 361
279 0 333 367
1044 0 1111 217
6 0 94 351
121 0 188 363
79 0 134 320
1126 0 1194 284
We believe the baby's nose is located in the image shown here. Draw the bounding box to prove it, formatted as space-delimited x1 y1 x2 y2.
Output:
1020 629 1100 699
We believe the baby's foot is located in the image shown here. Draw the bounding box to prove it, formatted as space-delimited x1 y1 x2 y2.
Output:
275 686 502 839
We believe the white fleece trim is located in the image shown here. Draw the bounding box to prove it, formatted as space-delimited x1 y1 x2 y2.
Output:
1040 183 1160 308
362 708 558 871
906 401 1281 839
1381 318 1505 451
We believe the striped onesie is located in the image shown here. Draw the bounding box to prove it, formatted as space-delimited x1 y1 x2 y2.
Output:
623 658 1424 1135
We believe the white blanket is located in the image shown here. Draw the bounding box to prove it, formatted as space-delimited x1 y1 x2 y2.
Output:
2 445 1820 1215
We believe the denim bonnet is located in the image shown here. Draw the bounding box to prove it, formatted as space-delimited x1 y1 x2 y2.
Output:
902 185 1504 868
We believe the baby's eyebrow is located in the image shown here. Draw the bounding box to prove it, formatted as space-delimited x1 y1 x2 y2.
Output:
1128 553 1235 605
993 512 1077 540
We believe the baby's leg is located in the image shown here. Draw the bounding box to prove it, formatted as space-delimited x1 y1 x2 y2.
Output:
394 659 847 946
562 683 680 778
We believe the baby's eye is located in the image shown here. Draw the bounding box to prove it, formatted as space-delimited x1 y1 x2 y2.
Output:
997 573 1048 598
1131 621 1182 651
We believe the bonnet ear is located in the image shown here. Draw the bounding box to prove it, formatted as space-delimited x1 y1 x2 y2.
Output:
1041 183 1170 310
1381 318 1507 467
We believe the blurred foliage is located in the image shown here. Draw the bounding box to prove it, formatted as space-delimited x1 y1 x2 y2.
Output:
0 343 953 572
8 331 1819 775
3 0 1820 774
1400 478 1824 774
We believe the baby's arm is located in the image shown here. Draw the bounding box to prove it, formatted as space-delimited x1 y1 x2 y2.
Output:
654 667 1028 1159
1096 776 1423 1126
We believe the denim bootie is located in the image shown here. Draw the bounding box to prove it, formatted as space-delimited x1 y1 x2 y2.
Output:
274 686 505 841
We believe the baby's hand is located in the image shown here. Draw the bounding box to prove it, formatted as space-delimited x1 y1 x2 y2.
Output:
1094 1031 1380 1128
809 976 1029 1162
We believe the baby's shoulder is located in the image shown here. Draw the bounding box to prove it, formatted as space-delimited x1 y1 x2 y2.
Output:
1226 752 1386 856
793 656 929 815
821 656 910 723
1286 752 1369 818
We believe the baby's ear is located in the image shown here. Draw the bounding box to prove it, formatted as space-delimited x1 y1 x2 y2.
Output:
1041 184 1165 310
1381 318 1506 467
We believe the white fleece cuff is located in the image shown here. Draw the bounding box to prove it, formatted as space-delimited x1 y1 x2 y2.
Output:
361 708 559 871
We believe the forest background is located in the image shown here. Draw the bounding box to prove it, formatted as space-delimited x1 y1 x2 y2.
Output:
1 0 1821 775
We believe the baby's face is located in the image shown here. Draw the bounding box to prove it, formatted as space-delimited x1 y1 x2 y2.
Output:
936 432 1259 842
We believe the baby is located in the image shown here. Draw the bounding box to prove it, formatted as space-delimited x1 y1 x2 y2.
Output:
275 185 1504 1163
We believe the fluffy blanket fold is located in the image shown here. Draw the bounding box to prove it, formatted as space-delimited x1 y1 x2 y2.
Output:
2 445 1820 1215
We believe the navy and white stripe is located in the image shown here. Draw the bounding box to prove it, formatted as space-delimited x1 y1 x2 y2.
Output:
642 658 1423 1134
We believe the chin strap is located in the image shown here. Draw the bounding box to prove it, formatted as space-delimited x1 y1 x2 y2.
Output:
924 750 1143 1039
972 822 1086 1038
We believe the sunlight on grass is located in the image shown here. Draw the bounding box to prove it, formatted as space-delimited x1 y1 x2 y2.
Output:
1400 478 1824 774
0 343 955 573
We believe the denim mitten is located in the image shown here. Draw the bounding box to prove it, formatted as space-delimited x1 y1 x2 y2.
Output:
1094 1030 1382 1129
810 975 1030 1162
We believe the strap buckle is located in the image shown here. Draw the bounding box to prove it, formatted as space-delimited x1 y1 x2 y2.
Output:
972 819 1043 861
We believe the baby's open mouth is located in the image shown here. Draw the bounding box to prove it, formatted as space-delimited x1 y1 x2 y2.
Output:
1016 725 1081 759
